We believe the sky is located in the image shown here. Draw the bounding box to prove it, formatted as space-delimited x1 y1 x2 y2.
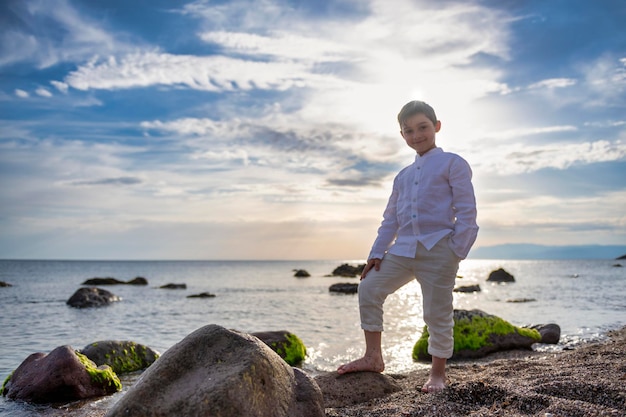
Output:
0 0 625 260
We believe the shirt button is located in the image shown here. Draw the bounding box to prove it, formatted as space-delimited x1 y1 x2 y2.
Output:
412 214 416 218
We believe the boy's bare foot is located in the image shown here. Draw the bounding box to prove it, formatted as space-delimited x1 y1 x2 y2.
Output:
421 375 446 393
337 356 384 375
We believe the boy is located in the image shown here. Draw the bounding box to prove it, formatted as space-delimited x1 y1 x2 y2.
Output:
337 100 478 393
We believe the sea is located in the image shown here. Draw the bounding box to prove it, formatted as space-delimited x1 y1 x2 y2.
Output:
0 258 624 416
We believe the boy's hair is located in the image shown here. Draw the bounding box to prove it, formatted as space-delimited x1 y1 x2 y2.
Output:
397 100 438 127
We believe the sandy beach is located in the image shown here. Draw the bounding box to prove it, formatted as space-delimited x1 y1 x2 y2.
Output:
325 326 626 416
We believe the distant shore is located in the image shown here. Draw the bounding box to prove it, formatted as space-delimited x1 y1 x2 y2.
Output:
326 325 626 416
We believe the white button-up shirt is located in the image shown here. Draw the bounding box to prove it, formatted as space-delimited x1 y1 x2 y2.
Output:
368 147 479 260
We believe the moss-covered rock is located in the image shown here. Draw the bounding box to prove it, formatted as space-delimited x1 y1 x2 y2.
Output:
413 309 542 361
80 340 160 374
252 331 307 366
75 351 122 392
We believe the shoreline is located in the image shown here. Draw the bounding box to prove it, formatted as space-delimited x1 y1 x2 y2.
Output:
325 325 626 416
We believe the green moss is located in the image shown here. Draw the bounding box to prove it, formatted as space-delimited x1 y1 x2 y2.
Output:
98 343 159 374
75 351 122 392
412 313 541 361
272 333 306 366
1 372 13 396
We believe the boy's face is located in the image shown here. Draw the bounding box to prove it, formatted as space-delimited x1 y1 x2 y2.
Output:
400 113 441 156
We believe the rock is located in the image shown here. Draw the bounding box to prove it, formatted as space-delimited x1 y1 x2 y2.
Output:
314 371 402 407
329 283 358 294
82 277 126 285
82 277 148 285
126 277 148 285
507 298 537 303
294 269 311 277
487 268 515 283
80 341 160 374
66 287 121 308
104 324 324 417
331 264 365 277
612 263 622 267
159 283 186 289
413 309 542 361
252 330 307 366
454 284 481 293
530 323 561 344
186 292 216 298
0 280 12 287
2 345 121 403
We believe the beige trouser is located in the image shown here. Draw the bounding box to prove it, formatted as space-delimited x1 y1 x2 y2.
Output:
358 238 459 359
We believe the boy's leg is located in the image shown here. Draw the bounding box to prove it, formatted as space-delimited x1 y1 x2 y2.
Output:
337 254 414 374
414 238 459 392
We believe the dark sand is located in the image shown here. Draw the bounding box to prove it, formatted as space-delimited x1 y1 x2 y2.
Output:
326 326 626 416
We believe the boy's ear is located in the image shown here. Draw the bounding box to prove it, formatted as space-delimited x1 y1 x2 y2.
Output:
435 120 442 132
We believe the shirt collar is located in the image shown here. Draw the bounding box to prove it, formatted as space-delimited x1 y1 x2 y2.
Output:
414 147 442 162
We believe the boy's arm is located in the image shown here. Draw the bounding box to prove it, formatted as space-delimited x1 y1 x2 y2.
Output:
449 158 479 259
368 182 399 260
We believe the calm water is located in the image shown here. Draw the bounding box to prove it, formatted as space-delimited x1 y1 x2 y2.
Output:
0 259 624 416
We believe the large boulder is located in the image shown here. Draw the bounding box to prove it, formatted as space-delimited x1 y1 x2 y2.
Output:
252 330 307 366
314 371 401 407
1 345 121 403
105 324 324 417
66 287 121 308
413 309 543 361
80 341 160 374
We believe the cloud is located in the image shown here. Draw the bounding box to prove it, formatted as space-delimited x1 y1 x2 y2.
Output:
14 89 29 98
35 87 52 97
475 139 626 174
0 0 120 69
63 52 322 92
68 176 143 186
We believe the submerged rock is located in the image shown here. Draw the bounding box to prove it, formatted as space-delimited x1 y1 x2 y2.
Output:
331 264 365 277
186 292 216 298
2 345 121 403
82 277 148 285
66 287 121 308
487 268 515 283
329 283 358 294
159 283 186 289
454 284 481 293
105 324 324 417
413 309 543 361
80 341 160 374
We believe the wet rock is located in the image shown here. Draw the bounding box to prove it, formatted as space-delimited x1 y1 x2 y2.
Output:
294 269 311 277
105 324 324 417
82 277 148 285
159 283 186 289
2 345 120 403
331 264 365 277
315 371 402 407
66 287 121 308
80 341 160 374
487 268 515 283
0 280 12 287
329 283 358 294
252 330 306 366
186 292 216 298
413 309 543 361
454 284 481 293
530 323 561 344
